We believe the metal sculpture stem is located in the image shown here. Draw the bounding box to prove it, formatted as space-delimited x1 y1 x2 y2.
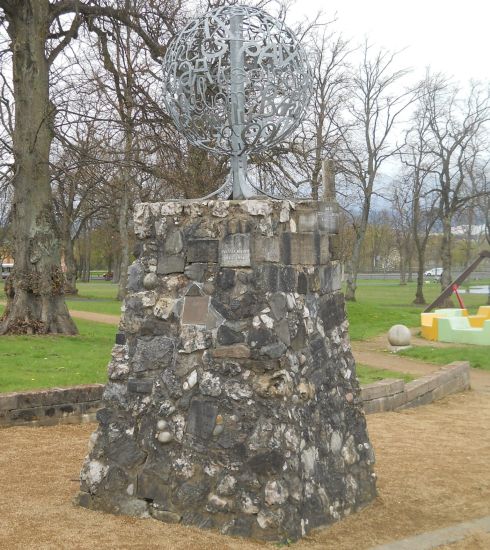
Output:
230 14 250 199
162 5 313 201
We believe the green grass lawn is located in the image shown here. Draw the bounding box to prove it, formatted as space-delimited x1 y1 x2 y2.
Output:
0 278 488 392
356 364 413 385
0 319 115 392
66 281 121 315
346 279 489 341
400 346 490 371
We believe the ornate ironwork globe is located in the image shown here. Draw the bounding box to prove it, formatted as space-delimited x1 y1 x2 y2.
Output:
162 5 312 198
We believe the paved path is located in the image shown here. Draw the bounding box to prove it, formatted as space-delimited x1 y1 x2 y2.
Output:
352 333 490 394
370 516 490 549
68 309 120 325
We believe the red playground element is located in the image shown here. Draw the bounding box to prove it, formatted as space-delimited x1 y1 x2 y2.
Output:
452 284 465 310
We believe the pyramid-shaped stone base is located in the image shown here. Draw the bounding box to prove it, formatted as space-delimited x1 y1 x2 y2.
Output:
77 199 376 541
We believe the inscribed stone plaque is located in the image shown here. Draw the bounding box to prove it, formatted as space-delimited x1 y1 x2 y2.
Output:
318 207 339 233
298 212 318 232
220 233 251 267
181 295 210 326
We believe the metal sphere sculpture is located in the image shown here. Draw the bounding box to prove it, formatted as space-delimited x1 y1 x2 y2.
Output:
162 5 312 199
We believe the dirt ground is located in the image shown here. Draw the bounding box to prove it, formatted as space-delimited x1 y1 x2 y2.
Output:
1 382 489 550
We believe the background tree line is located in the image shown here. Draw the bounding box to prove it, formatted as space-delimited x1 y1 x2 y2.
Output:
0 0 489 334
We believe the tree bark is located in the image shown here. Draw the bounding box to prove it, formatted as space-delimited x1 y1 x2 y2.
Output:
440 214 454 307
117 178 129 301
62 234 78 295
1 1 77 334
399 258 407 285
345 223 367 302
345 201 370 301
413 246 426 304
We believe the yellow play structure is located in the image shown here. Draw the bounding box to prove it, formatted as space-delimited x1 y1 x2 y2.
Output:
421 251 490 345
421 306 490 344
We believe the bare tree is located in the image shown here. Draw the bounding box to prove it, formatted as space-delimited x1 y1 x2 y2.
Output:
338 43 413 301
390 177 414 285
288 29 350 199
402 100 440 304
422 74 490 292
0 0 165 334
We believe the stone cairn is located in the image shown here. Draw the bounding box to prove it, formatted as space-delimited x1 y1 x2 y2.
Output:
77 198 376 541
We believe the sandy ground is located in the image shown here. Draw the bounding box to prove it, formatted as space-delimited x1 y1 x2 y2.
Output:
1 385 489 550
64 309 121 325
1 313 489 548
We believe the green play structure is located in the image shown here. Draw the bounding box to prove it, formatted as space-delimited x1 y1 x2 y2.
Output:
421 251 490 345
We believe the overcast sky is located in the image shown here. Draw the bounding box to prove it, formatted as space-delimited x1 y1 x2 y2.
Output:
289 0 488 83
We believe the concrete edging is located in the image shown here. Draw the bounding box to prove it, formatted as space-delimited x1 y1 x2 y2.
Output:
0 361 470 428
0 384 104 428
361 361 470 414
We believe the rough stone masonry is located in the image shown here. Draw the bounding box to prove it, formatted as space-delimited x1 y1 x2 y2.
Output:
77 198 377 541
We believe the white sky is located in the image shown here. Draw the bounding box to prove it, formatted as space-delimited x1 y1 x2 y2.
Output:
289 0 489 83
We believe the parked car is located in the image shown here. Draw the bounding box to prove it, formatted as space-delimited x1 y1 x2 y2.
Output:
425 267 443 277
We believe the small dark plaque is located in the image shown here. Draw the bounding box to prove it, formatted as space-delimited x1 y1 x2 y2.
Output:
186 399 218 439
115 332 126 345
181 295 210 326
127 378 154 394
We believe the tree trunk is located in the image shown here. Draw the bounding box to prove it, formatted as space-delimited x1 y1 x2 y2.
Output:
399 254 407 285
79 226 91 282
63 235 78 295
345 232 364 301
345 202 370 302
413 245 426 304
407 246 413 282
440 214 453 307
117 182 129 301
1 2 77 335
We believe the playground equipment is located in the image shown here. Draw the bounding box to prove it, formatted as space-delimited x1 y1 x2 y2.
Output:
424 250 490 312
421 306 490 345
421 251 490 345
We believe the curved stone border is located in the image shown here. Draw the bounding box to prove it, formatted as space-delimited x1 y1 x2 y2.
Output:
0 362 470 428
361 361 470 414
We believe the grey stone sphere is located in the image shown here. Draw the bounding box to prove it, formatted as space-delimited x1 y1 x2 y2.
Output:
387 324 411 347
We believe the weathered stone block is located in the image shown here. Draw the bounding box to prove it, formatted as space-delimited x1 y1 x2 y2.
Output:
157 254 185 275
115 332 126 345
164 230 184 255
130 336 175 372
186 398 218 439
252 236 280 263
184 263 207 282
127 262 145 292
281 232 329 265
187 239 219 263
